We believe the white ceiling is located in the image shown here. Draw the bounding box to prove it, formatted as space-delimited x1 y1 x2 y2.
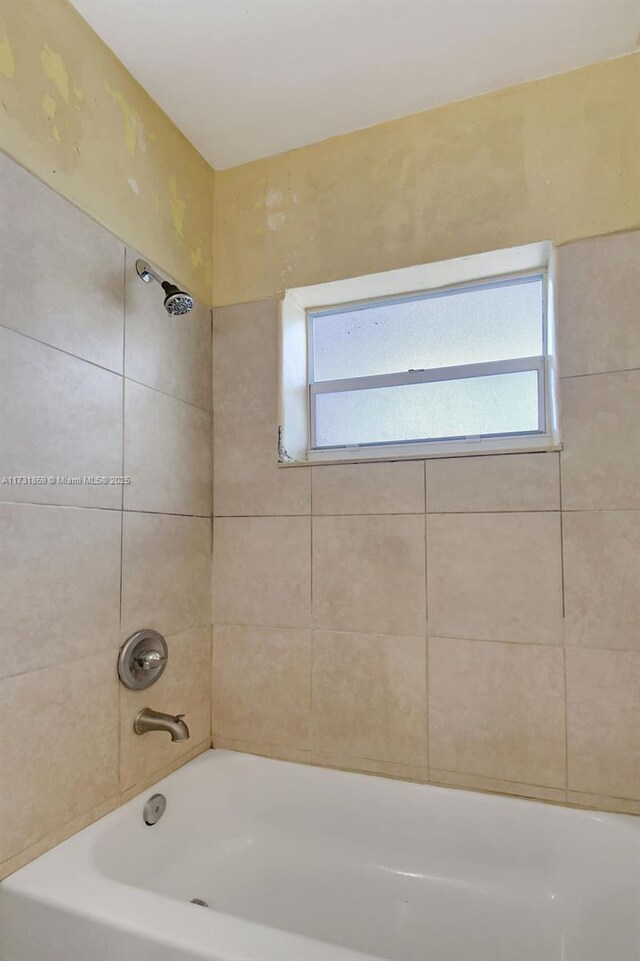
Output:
71 0 639 169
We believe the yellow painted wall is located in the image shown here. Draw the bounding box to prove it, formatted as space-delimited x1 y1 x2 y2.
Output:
0 0 213 303
213 53 639 306
1 0 637 309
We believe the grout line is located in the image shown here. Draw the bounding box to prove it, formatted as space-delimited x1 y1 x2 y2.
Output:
424 632 564 648
559 367 639 381
557 421 567 718
214 509 567 518
118 509 125 645
124 374 213 413
309 629 315 751
424 488 429 776
1 502 631 518
429 767 566 793
423 459 428 514
209 620 214 748
0 321 123 376
309 468 314 620
210 405 215 517
121 248 127 513
559 505 566 621
563 645 570 801
0 329 212 415
207 623 596 649
310 514 314 617
308 749 426 772
118 251 126 670
1 645 121 681
0 501 212 519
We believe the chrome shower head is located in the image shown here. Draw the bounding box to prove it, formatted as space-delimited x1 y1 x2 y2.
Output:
161 282 194 316
136 259 194 316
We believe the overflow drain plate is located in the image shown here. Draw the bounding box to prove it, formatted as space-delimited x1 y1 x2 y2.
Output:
143 793 166 826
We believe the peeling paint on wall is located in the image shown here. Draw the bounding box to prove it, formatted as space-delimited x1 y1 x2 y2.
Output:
213 54 640 306
40 43 69 102
0 30 15 79
168 174 186 240
1 0 213 303
41 92 56 120
104 80 146 157
267 211 286 231
190 247 202 269
266 188 283 208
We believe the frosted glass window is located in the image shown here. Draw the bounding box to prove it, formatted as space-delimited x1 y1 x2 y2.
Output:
311 276 543 382
314 372 539 448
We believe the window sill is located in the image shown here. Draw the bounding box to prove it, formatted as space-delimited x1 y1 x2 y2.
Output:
278 436 562 467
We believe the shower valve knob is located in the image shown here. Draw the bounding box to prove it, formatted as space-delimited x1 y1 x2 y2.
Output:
136 650 166 671
118 630 168 690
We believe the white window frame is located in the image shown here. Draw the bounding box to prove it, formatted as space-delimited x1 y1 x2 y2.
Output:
278 242 560 466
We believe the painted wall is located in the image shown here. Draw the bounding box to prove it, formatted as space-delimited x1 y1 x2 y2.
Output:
0 0 213 303
213 53 639 306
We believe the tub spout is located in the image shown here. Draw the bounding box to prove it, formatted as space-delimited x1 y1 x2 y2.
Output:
134 708 190 742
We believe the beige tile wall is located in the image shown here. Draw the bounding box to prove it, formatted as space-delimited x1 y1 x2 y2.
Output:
212 228 640 816
0 156 212 879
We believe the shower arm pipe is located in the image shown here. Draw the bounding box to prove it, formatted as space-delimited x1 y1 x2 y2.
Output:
136 260 164 285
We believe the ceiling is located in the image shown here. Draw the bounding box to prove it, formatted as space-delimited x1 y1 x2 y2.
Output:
71 0 639 169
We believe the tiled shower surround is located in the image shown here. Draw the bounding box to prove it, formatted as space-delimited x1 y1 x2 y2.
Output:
211 229 640 815
0 147 638 882
0 153 213 878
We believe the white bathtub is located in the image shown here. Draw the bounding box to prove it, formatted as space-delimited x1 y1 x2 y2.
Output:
1 750 638 961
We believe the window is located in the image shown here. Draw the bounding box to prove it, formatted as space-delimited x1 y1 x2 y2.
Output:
279 243 559 464
310 274 545 449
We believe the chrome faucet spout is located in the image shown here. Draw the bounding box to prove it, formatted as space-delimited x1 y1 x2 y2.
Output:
134 708 190 742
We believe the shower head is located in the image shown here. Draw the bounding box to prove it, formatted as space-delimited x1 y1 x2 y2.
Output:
161 282 194 316
136 259 194 316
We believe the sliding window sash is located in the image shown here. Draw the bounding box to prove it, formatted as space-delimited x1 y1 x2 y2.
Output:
309 355 546 450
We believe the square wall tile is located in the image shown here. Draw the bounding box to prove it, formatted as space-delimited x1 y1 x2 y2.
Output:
311 631 428 766
0 153 124 372
313 515 426 636
212 300 278 413
563 511 640 651
125 249 212 411
124 380 211 516
121 512 211 640
119 625 212 792
0 327 123 508
557 230 640 377
566 648 639 800
426 453 560 513
428 637 566 787
0 504 121 678
427 513 562 644
213 516 311 628
213 625 311 748
560 371 640 511
312 461 425 515
0 653 119 863
214 405 310 516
